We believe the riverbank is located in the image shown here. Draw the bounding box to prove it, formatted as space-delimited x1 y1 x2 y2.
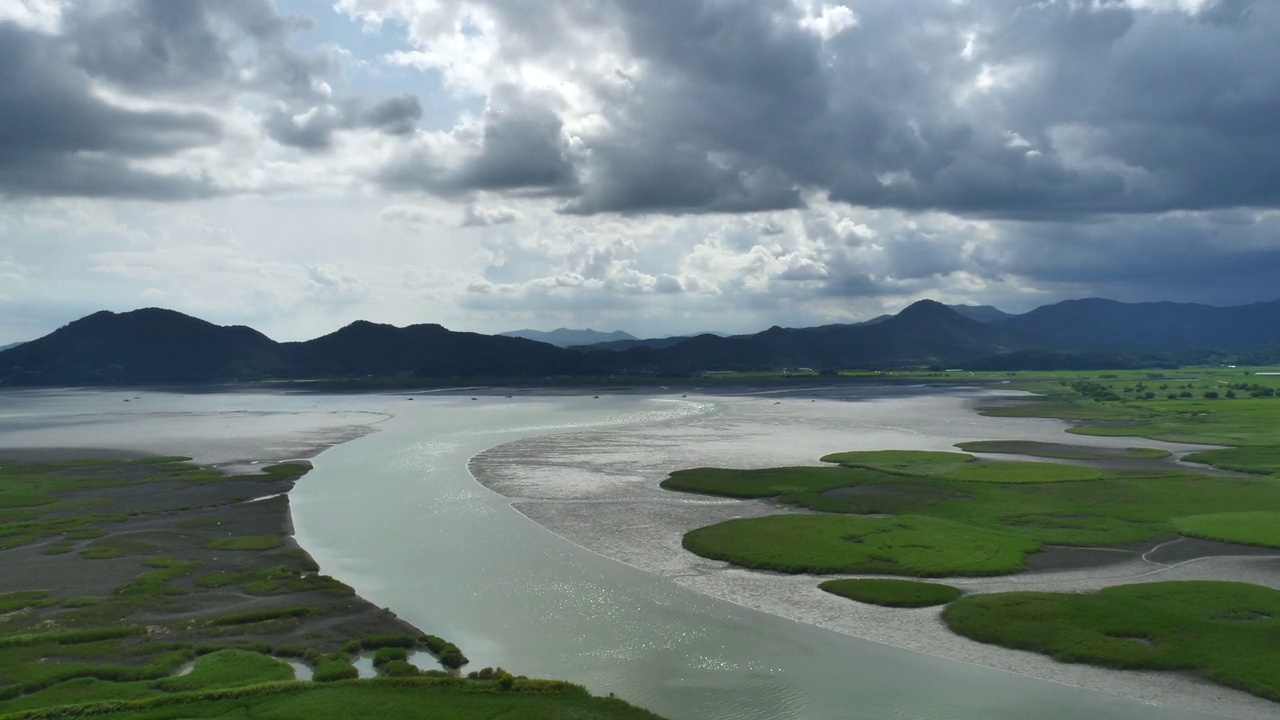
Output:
468 391 1280 720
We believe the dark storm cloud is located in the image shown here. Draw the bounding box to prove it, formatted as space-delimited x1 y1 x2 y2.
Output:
361 94 423 136
562 142 802 215
0 21 221 199
66 0 326 99
379 92 577 196
263 94 423 150
975 211 1280 305
375 0 1280 219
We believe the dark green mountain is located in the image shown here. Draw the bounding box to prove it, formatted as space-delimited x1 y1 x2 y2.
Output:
997 298 1280 353
4 297 1280 386
0 308 282 385
286 320 594 378
603 301 1028 372
744 300 1027 368
0 310 597 386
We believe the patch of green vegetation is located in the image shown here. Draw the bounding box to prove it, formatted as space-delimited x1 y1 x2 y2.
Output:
661 465 896 499
421 635 469 669
381 659 419 677
194 565 352 596
0 592 56 614
955 441 1170 460
1172 512 1280 548
1183 447 1280 475
41 542 73 556
313 655 359 682
934 461 1103 483
261 463 311 479
942 581 1280 701
0 678 667 720
373 646 408 667
683 514 1040 577
114 559 199 598
819 578 961 607
129 457 193 465
80 546 125 560
819 450 975 475
0 677 158 713
153 649 295 692
207 607 314 626
206 536 283 551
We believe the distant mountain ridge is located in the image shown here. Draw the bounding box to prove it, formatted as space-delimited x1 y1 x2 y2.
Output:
2 297 1279 386
997 298 1280 353
499 328 636 347
0 342 23 352
949 305 1014 323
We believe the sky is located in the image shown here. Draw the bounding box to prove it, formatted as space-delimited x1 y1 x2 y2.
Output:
1 0 1279 344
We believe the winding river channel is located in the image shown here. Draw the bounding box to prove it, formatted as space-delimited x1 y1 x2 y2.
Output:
0 387 1247 719
289 391 1232 720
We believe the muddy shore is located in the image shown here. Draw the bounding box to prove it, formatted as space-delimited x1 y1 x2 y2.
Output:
468 393 1280 720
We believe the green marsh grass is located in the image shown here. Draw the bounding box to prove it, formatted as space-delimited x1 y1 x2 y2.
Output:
819 579 961 607
683 514 1040 576
942 581 1280 701
1172 512 1280 548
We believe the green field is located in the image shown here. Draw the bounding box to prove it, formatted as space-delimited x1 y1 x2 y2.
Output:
819 579 961 607
683 514 1039 576
942 582 1280 701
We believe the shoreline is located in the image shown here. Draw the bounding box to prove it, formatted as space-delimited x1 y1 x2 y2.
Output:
466 391 1280 720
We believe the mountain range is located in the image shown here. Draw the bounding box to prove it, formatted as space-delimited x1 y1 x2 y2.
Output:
2 298 1279 386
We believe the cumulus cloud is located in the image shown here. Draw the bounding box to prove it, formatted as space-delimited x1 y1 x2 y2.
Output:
461 204 522 227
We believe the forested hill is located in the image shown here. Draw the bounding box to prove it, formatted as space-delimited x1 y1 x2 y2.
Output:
1 297 1278 385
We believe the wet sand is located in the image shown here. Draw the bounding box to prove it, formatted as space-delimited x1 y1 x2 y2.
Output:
469 392 1280 720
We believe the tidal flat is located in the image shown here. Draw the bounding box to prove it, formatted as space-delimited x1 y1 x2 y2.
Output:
470 389 1280 720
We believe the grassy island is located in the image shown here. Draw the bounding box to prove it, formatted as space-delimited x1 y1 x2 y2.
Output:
683 514 1038 576
819 579 961 608
941 581 1280 701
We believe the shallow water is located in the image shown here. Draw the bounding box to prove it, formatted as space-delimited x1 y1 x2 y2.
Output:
0 387 1236 719
290 391 1228 720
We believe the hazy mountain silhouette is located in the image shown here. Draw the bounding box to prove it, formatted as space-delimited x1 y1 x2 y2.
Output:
499 328 636 347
